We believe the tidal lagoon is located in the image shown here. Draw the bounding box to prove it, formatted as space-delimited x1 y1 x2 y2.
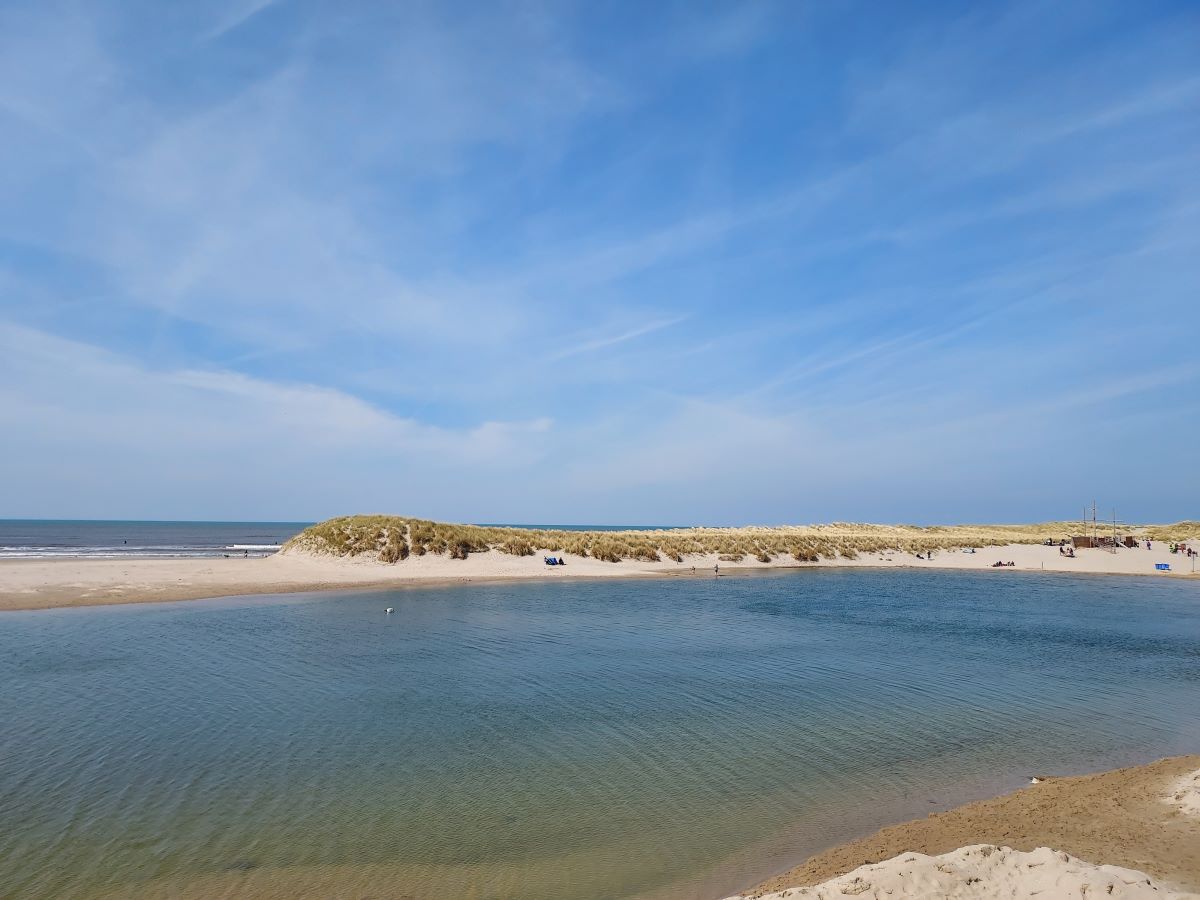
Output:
2 569 1197 899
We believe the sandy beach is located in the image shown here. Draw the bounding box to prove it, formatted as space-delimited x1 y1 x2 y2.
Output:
1 540 1195 612
733 755 1200 899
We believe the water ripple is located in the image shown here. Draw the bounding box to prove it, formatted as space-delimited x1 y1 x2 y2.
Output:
1 570 1198 899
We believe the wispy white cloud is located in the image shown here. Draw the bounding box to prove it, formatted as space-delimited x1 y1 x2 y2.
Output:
200 0 282 42
668 3 778 61
0 322 557 517
549 316 688 360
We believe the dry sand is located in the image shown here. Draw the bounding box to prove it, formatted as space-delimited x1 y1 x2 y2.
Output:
1 541 1196 611
0 547 661 611
1168 768 1200 818
735 756 1200 900
733 845 1197 899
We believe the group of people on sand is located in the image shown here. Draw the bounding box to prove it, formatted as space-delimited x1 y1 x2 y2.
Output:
543 556 566 566
991 560 1016 567
1168 542 1195 557
1058 545 1076 558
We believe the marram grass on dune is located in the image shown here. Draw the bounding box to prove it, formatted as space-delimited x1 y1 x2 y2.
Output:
284 516 1120 565
1145 521 1200 541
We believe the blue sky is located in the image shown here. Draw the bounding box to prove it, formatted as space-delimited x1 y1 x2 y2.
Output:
1 0 1197 524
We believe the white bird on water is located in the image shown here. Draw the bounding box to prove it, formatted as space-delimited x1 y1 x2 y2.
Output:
385 607 394 615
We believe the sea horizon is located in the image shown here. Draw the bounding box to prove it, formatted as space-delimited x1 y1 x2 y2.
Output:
0 519 699 560
0 520 312 560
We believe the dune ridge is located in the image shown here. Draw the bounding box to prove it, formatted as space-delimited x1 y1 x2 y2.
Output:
286 515 1192 565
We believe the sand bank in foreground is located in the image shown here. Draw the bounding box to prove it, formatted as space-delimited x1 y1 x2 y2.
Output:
0 541 1196 611
735 845 1196 899
733 755 1200 899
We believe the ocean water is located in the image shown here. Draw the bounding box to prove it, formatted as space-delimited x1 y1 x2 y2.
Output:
1 570 1197 900
0 520 676 559
0 520 310 559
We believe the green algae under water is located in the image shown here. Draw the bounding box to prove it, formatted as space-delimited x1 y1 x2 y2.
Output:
1 569 1198 899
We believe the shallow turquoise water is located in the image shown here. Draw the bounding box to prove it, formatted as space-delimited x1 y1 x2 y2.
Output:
1 569 1198 899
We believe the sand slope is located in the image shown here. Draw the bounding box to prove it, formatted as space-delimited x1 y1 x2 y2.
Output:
739 756 1200 899
737 844 1198 899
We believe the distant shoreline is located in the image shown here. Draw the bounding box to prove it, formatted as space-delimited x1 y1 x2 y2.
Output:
1 538 1196 611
